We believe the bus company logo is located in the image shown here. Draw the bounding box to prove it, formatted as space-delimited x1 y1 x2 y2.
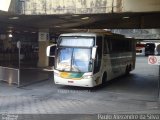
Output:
148 56 157 65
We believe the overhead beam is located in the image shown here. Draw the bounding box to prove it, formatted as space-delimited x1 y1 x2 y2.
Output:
17 0 160 15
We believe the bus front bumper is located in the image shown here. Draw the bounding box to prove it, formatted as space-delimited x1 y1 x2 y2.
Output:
54 76 97 87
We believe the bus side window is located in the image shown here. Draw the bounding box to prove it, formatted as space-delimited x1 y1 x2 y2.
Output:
108 39 112 53
103 36 109 54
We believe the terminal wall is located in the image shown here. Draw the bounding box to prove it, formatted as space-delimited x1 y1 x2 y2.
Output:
19 0 160 15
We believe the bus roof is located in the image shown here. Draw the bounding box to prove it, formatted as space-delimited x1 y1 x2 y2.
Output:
60 33 97 37
59 29 125 38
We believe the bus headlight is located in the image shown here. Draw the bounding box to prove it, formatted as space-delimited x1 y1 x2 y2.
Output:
54 71 60 77
82 75 92 79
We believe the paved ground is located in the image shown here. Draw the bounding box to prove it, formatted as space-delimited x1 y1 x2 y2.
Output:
20 69 52 86
0 56 160 120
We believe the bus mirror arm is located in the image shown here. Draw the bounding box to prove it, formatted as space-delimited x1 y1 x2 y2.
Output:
46 44 57 57
92 46 97 60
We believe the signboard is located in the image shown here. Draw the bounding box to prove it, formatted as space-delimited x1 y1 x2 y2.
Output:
38 32 49 41
148 56 160 65
17 41 21 49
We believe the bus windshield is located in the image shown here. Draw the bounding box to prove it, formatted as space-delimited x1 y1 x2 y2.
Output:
56 48 92 72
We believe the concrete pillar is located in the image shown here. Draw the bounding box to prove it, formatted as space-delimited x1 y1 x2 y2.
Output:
3 35 12 49
37 29 50 67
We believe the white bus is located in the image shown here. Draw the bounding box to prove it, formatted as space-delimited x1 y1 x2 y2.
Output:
46 32 136 87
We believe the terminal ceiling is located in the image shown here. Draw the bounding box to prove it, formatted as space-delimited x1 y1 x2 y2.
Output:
0 11 160 35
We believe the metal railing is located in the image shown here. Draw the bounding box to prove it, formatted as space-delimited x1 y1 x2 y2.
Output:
0 66 20 86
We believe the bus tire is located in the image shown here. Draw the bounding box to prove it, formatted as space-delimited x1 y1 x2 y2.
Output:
102 72 107 85
125 66 130 75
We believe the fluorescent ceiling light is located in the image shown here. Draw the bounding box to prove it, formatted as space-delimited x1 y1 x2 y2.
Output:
72 14 79 17
104 29 111 31
9 17 19 20
127 36 132 38
8 33 13 38
72 29 78 31
54 26 61 28
123 16 130 19
81 17 89 20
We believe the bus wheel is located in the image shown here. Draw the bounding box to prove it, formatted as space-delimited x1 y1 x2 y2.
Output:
125 65 131 75
102 72 107 85
125 66 130 75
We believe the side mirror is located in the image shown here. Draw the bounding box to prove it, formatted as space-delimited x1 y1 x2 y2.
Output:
92 46 97 60
46 44 57 57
